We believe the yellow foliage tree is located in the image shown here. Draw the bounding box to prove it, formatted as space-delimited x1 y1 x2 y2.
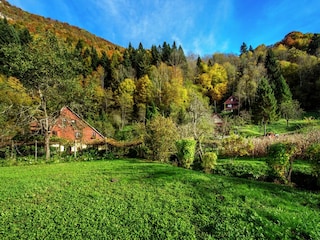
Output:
135 75 153 121
162 65 189 118
197 63 228 111
0 75 33 139
116 78 136 128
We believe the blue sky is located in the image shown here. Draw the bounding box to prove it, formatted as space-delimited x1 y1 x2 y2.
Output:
8 0 320 56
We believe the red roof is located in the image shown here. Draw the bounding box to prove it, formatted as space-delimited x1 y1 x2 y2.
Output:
224 96 239 104
51 106 105 144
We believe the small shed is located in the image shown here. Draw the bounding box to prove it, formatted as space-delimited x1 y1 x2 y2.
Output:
212 114 223 127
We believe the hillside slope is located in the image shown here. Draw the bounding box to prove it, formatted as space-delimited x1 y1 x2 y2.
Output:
0 0 121 53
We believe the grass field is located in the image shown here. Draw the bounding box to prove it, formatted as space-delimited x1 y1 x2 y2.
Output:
0 159 319 239
237 118 320 137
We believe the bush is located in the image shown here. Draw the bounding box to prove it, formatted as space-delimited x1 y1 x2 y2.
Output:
266 142 296 183
220 133 254 158
145 115 178 162
306 143 320 186
201 152 217 173
176 139 196 169
213 161 269 180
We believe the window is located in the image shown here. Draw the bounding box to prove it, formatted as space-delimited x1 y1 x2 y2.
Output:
71 119 76 125
227 104 232 108
75 132 81 139
91 131 96 139
62 118 67 127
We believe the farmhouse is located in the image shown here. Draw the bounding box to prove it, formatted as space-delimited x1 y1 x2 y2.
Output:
223 95 239 112
51 106 105 151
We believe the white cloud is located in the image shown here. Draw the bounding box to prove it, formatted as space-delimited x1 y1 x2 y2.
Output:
91 0 200 48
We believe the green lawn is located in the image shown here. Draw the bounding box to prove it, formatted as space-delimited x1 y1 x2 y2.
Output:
0 159 319 239
237 118 320 137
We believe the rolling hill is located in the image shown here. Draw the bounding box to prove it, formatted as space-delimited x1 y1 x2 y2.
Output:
0 0 121 53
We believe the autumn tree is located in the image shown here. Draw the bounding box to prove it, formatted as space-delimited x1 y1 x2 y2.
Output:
162 66 189 119
149 63 170 113
0 75 33 141
134 75 153 122
197 62 228 112
116 78 136 128
236 62 266 111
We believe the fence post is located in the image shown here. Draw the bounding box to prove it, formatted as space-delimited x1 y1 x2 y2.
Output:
35 140 38 161
11 140 15 159
74 141 77 158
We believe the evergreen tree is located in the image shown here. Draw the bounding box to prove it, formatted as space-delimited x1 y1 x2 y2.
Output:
122 49 132 68
134 42 150 79
240 42 248 55
90 46 99 70
74 39 84 56
265 49 292 104
161 41 172 63
99 51 109 69
308 34 320 56
0 18 20 45
18 28 32 45
172 41 177 50
252 77 278 135
150 45 161 66
196 56 202 69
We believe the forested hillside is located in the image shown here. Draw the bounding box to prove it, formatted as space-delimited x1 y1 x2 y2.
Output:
1 0 320 157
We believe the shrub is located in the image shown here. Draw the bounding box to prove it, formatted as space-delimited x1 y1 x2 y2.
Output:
266 142 296 183
213 161 269 180
176 139 197 169
251 130 320 158
220 133 254 158
201 152 217 173
145 115 178 162
306 143 320 186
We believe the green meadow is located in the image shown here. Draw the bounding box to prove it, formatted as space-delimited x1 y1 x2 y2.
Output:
0 159 319 239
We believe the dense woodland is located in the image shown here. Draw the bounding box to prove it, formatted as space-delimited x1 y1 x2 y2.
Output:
1 1 320 162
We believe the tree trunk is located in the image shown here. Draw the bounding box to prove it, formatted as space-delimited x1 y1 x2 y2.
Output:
198 140 204 160
35 140 38 161
287 159 294 183
11 140 15 159
39 89 51 161
44 130 50 161
214 100 217 113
